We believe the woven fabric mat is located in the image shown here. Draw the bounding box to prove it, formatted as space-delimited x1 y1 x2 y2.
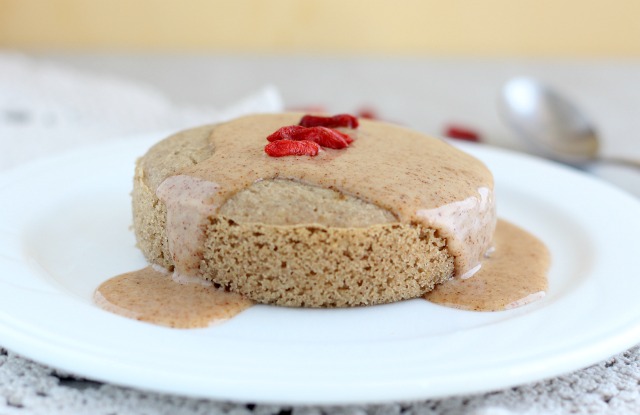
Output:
2 346 640 415
1 53 639 415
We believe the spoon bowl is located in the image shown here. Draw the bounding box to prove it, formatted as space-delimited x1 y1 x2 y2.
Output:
499 77 600 166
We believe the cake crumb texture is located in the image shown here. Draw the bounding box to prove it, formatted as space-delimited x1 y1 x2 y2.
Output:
201 215 453 307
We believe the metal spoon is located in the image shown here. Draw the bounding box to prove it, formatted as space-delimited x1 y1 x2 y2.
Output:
499 77 640 169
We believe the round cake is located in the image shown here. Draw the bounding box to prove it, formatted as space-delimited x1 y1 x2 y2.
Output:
132 113 496 307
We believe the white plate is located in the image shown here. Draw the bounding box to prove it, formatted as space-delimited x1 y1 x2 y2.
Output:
1 133 640 405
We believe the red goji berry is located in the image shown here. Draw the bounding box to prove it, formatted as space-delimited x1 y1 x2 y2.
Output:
267 125 352 148
299 114 359 129
266 125 307 142
443 124 481 142
356 107 378 120
264 139 320 157
299 126 352 148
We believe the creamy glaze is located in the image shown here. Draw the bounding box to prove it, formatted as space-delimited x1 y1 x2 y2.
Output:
94 266 254 328
156 176 221 276
157 114 496 278
416 186 495 280
424 219 549 311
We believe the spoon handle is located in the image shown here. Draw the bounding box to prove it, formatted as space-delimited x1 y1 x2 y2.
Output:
599 157 640 170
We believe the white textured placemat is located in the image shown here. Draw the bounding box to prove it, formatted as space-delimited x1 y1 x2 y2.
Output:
3 346 640 415
1 52 639 415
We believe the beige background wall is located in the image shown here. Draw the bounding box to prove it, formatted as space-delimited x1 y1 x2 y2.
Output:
1 0 640 56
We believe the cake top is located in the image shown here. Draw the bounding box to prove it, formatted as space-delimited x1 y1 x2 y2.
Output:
155 113 496 277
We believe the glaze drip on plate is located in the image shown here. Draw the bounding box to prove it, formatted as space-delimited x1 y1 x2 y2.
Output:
95 266 253 328
425 219 550 311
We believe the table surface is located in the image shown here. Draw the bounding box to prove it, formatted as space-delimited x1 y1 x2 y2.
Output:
1 52 640 415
